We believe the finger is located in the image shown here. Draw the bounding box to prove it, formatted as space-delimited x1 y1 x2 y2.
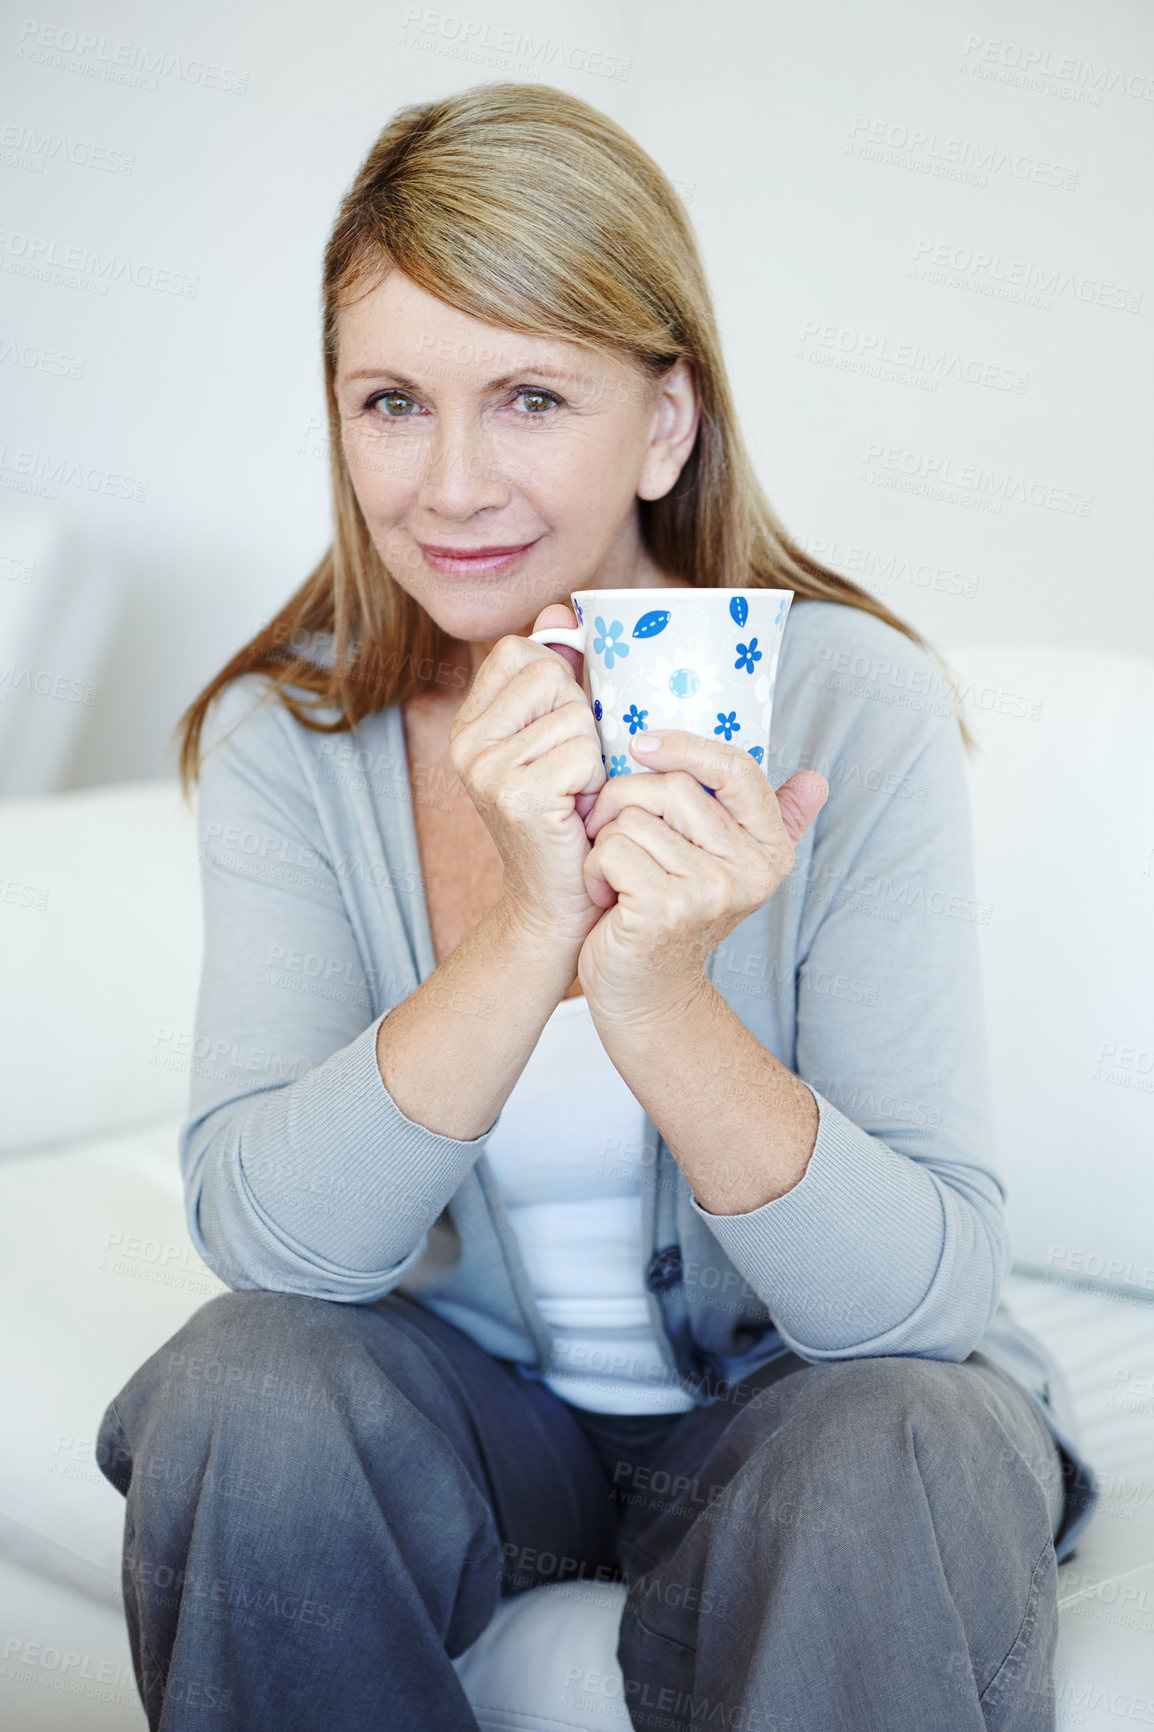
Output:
619 728 778 842
585 763 741 862
772 772 829 845
586 730 763 841
454 623 579 727
454 649 587 751
588 804 709 886
530 603 584 681
584 815 678 908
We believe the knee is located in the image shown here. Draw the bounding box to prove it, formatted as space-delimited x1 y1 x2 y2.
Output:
105 1290 400 1468
711 1357 1055 1570
807 1353 978 1442
736 1355 995 1503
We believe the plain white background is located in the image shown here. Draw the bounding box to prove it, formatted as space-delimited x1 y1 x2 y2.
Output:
2 0 1151 788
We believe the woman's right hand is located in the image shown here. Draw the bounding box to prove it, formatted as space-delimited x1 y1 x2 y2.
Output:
448 608 607 950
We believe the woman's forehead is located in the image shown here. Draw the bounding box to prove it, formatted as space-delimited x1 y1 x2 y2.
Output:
334 272 640 393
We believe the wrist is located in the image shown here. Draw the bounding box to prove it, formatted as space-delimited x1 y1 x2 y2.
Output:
490 895 588 976
585 969 715 1040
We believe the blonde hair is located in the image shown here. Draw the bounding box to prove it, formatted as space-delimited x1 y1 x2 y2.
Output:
177 80 971 791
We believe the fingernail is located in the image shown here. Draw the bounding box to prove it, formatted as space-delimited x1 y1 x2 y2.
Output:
633 735 661 753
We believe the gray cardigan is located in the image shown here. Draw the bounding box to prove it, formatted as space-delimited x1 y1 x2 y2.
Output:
178 597 1099 1562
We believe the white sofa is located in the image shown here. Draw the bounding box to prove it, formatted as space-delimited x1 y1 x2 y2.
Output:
1 643 1151 1732
0 498 122 800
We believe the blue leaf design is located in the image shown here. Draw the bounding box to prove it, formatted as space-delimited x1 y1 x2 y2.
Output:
633 610 670 639
729 595 748 628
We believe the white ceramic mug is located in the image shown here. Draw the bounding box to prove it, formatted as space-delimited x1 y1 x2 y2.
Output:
529 587 793 779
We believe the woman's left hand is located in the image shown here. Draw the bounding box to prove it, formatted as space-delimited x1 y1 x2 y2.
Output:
577 730 829 1023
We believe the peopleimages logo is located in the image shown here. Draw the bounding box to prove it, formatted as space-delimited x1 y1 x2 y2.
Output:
0 445 148 503
959 34 1154 104
847 116 1079 190
0 121 134 174
795 321 1028 395
14 19 249 94
860 441 1093 518
0 229 198 298
910 239 1142 314
397 7 632 81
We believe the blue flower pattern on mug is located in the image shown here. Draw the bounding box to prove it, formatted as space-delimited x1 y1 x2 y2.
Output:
593 617 629 668
585 594 788 769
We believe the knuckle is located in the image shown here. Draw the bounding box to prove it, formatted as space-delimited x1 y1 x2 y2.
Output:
755 861 777 902
765 838 794 886
470 742 503 796
447 719 467 764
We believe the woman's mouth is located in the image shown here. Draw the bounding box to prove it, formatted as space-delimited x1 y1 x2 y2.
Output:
418 538 540 575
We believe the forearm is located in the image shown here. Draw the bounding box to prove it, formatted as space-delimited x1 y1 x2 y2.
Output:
185 901 577 1291
376 897 578 1141
594 982 819 1214
596 981 1004 1359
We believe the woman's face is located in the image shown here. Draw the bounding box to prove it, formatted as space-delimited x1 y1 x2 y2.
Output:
332 269 699 650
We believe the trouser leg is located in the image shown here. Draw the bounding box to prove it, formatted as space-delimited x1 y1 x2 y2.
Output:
609 1349 1066 1732
95 1289 617 1732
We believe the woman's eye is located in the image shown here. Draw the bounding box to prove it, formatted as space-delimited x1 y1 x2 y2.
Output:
513 388 559 415
371 390 416 418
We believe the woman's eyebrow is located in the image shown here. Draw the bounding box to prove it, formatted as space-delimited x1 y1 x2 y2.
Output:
340 364 581 390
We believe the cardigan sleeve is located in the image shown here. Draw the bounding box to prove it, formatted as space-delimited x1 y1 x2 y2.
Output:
177 675 501 1302
690 621 1010 1362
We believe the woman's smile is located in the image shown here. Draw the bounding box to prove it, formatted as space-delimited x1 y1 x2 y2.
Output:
417 537 542 575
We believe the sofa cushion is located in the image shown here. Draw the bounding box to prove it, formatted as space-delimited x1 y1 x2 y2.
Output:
998 1274 1154 1732
0 1116 227 1604
949 646 1154 1302
0 782 202 1150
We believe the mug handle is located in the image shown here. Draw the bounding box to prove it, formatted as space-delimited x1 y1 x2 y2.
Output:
528 627 585 652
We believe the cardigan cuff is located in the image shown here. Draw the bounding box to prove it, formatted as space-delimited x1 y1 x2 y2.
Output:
688 1083 946 1352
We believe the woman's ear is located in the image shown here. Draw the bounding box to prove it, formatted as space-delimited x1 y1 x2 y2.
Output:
638 357 700 502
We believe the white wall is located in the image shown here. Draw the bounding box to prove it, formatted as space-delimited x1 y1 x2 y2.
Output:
3 0 1151 789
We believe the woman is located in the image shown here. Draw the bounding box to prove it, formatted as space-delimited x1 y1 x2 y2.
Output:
96 82 1098 1731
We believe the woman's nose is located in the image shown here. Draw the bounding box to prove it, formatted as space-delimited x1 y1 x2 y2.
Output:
417 416 509 519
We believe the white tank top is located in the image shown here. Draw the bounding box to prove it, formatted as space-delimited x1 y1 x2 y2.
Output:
483 993 697 1414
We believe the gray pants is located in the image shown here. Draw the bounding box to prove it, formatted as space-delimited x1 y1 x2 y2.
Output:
95 1289 1068 1731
